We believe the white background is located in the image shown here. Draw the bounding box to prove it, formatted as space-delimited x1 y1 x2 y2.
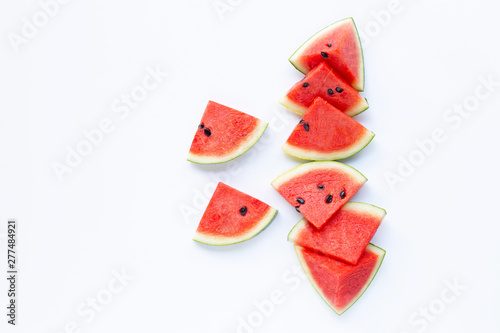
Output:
1 0 500 332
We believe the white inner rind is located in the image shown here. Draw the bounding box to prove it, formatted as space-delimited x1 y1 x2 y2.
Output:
289 18 353 74
187 120 268 164
279 95 308 115
341 202 387 220
279 93 369 118
295 243 385 315
349 19 365 91
287 202 386 243
271 161 367 191
287 218 307 242
289 17 364 91
282 130 374 161
193 208 277 246
334 244 385 314
344 97 369 117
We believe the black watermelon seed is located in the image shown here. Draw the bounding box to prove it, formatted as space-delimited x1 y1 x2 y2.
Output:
204 128 211 137
299 119 304 124
240 206 247 216
304 122 310 131
198 124 204 129
302 82 309 87
336 87 343 93
321 52 328 58
340 190 346 199
318 185 324 190
328 88 334 95
327 43 332 47
295 206 301 213
326 194 333 203
296 198 305 204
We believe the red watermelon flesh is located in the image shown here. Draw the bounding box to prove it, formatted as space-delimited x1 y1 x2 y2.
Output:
295 244 385 315
193 182 277 245
279 63 368 116
188 101 268 164
289 17 365 91
288 202 386 265
271 161 366 229
282 97 374 161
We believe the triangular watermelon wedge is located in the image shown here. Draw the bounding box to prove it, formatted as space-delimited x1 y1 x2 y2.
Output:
295 244 385 315
289 17 365 91
280 63 368 116
188 101 268 164
271 161 366 229
288 202 386 265
193 182 277 245
282 97 374 161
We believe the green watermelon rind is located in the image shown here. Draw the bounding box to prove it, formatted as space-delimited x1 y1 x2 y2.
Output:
288 17 365 92
287 202 386 263
279 95 369 117
187 121 268 164
281 130 375 161
192 208 277 246
288 202 387 243
294 243 386 315
271 161 367 191
351 19 365 92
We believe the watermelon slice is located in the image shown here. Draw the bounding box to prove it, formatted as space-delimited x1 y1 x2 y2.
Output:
289 17 365 91
271 161 366 229
288 202 386 265
282 97 374 161
188 101 268 164
279 63 368 116
295 244 385 315
193 182 277 245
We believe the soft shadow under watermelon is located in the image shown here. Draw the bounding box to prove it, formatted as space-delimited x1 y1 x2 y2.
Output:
192 211 278 251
